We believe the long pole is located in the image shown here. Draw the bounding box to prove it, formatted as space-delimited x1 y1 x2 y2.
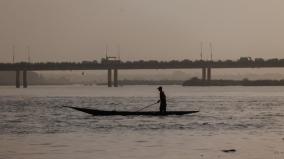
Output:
136 102 158 112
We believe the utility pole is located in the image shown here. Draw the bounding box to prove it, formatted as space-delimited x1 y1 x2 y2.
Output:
200 42 203 61
12 45 15 63
209 42 213 61
105 44 109 60
27 46 31 63
117 44 121 61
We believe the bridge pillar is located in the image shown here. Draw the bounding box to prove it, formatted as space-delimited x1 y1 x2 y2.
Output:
108 69 112 87
16 70 20 88
23 70 28 88
114 69 118 87
207 67 211 81
202 67 206 80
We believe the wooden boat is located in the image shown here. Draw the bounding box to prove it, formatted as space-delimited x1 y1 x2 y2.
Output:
64 106 199 116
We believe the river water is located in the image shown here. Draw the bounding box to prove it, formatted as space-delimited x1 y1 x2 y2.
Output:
0 85 284 159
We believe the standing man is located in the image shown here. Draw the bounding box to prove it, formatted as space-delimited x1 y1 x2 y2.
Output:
157 86 167 113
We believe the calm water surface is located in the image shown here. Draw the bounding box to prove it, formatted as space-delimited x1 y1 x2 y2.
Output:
0 85 284 159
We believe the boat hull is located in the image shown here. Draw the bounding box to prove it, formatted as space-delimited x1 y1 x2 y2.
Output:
65 106 199 116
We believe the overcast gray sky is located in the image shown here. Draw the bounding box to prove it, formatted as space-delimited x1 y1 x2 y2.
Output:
1 0 284 62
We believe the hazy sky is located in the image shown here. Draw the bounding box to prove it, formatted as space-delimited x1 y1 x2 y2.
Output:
1 0 284 62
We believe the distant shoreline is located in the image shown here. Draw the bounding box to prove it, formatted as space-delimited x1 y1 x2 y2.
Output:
2 79 284 86
96 80 183 86
97 79 284 86
183 78 284 86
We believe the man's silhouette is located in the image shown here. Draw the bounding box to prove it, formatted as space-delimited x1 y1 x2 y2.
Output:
157 86 167 113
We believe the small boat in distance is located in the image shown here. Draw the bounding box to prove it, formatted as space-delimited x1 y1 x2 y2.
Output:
64 106 199 116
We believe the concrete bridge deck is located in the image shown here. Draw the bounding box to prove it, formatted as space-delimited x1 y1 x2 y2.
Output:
1 59 284 88
1 62 284 71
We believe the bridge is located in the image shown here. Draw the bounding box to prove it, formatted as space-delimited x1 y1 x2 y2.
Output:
1 57 284 88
